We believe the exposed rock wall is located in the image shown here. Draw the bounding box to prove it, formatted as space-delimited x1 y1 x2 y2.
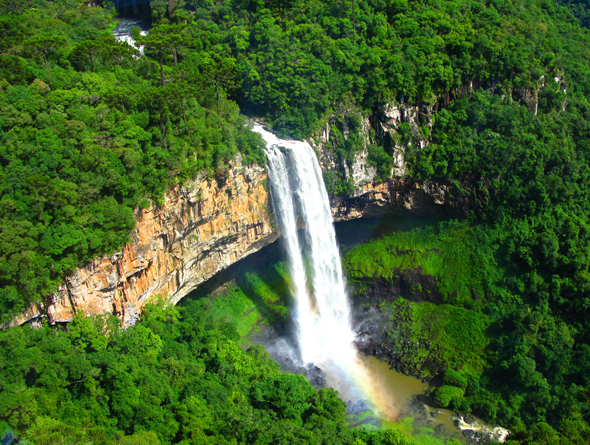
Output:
331 177 474 222
371 100 433 177
11 158 276 327
312 105 472 222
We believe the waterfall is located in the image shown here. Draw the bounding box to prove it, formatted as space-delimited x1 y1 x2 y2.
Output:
252 124 510 437
113 18 149 55
253 124 367 402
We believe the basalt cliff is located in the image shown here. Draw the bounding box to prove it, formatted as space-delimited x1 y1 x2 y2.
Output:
12 106 474 328
11 157 275 327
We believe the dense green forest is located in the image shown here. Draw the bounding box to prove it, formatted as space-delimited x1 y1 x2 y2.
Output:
3 0 590 443
0 299 466 445
345 221 590 444
3 0 590 323
0 0 589 320
0 0 265 322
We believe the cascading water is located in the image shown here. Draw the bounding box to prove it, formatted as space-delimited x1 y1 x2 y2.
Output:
253 123 510 440
253 124 379 406
113 18 150 55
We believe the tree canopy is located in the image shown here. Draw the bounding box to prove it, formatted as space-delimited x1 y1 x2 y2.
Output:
0 301 428 445
4 0 590 443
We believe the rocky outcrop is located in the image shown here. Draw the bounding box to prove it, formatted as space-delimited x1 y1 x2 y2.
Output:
350 270 443 307
350 262 447 378
10 157 276 327
310 103 473 222
331 177 473 222
371 100 434 177
353 299 447 380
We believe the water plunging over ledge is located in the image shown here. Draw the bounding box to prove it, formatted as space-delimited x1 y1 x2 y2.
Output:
113 18 150 55
252 123 391 413
250 124 509 443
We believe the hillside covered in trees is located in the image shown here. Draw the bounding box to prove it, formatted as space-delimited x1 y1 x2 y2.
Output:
3 0 590 443
0 0 587 322
2 300 451 445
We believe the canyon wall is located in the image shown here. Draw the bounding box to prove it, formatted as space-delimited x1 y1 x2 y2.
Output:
314 102 475 222
12 107 473 328
11 157 276 327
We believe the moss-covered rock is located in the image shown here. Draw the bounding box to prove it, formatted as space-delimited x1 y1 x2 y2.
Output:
443 369 468 389
434 386 465 408
347 222 493 380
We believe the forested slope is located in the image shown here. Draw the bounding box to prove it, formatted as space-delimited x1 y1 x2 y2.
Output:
2 0 590 323
0 300 466 445
0 1 264 323
4 0 590 324
3 0 590 443
345 221 590 444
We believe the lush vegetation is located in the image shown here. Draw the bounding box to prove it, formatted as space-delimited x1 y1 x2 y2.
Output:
3 0 590 443
2 0 590 322
0 1 265 323
345 221 500 306
0 299 465 445
3 0 590 322
185 260 292 338
344 221 590 444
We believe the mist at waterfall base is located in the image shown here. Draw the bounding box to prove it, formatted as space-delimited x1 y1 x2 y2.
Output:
252 124 398 421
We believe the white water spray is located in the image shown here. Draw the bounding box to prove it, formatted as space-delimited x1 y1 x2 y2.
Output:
113 18 149 55
253 124 368 401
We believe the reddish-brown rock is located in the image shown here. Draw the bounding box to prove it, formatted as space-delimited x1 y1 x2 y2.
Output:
10 158 275 327
9 134 468 328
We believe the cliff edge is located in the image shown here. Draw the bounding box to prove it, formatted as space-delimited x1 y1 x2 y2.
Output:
10 109 471 327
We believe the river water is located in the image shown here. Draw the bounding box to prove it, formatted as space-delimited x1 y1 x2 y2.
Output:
185 214 507 442
359 355 466 440
113 18 150 54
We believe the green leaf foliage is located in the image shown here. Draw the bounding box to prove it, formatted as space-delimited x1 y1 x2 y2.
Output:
3 0 590 443
345 219 590 442
0 2 265 323
0 302 434 445
433 386 465 409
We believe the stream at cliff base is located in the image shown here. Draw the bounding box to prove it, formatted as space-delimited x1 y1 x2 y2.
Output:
189 120 508 443
184 207 510 443
184 209 511 443
355 356 468 440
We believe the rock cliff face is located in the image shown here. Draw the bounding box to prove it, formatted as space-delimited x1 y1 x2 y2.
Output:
12 109 472 328
331 177 474 222
313 104 473 222
11 157 276 327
